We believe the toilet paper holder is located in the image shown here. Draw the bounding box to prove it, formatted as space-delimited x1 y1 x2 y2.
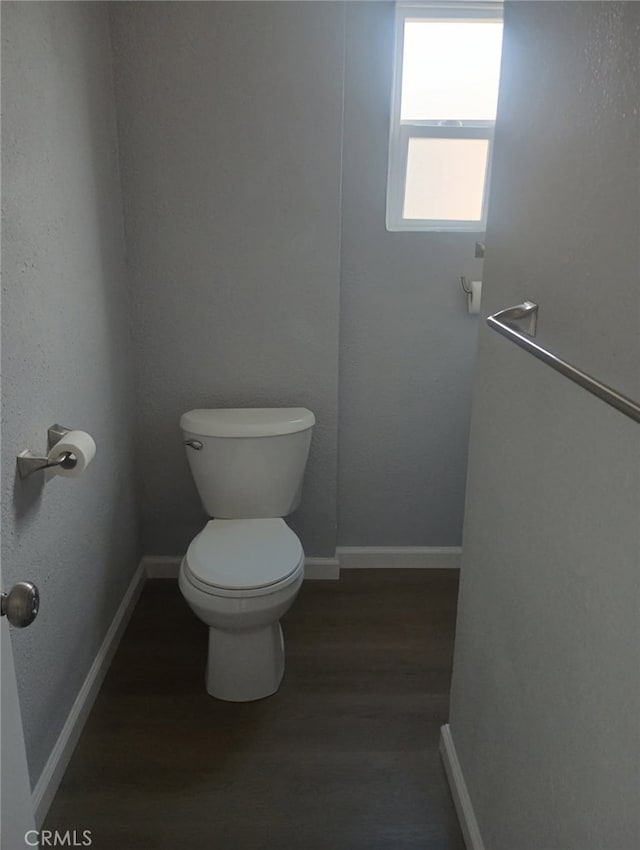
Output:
461 276 482 314
16 424 78 479
460 275 473 295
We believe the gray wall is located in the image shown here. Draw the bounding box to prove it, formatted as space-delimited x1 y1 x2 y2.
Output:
110 2 344 557
448 3 640 848
111 1 481 555
338 3 481 545
1 2 139 785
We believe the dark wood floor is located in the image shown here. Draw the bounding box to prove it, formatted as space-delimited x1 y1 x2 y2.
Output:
45 570 464 850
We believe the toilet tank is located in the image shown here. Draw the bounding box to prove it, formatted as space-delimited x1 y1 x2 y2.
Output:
180 408 315 518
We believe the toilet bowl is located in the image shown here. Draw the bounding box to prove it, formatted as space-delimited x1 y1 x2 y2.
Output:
178 518 304 701
178 407 315 702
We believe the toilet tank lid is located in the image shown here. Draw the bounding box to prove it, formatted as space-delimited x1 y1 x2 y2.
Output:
180 407 315 438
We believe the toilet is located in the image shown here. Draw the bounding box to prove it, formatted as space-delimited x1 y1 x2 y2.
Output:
178 407 315 701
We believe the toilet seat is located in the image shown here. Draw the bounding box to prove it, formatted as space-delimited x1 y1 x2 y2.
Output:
184 518 304 598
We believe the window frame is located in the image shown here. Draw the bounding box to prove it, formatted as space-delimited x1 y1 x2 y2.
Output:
386 2 504 233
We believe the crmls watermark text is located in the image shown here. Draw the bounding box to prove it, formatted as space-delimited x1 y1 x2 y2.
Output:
25 830 92 847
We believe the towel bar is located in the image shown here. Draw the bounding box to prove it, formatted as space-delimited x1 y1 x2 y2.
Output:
487 302 640 424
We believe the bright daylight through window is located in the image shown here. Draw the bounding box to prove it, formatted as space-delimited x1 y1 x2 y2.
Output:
386 3 504 231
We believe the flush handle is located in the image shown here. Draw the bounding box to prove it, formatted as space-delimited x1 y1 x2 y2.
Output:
184 440 203 451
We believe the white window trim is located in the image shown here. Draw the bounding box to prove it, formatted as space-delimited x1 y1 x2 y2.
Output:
386 1 504 233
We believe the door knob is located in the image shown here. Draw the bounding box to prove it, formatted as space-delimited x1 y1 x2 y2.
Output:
1 581 40 628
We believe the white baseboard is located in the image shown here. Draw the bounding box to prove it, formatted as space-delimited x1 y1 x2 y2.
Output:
439 724 485 850
142 555 341 581
32 561 146 827
143 555 182 579
337 546 461 570
143 547 462 579
302 557 340 580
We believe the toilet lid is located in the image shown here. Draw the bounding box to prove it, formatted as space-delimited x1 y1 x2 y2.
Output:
185 518 303 591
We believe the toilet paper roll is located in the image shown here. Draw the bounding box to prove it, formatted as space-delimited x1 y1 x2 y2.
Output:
468 280 482 314
47 430 96 478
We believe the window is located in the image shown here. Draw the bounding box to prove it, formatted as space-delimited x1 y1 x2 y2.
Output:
386 3 504 232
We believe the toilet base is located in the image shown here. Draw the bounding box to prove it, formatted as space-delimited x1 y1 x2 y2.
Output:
206 622 285 701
